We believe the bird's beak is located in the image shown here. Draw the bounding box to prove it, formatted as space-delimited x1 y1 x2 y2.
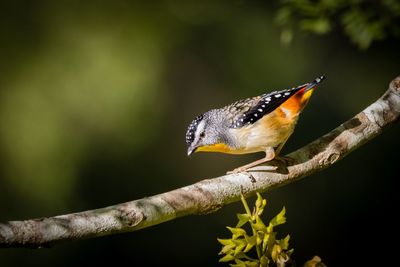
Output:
187 146 198 156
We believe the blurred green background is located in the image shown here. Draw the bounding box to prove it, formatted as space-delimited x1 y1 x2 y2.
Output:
0 1 399 266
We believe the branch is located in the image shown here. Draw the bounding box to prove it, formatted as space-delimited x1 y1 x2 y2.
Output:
1 76 399 248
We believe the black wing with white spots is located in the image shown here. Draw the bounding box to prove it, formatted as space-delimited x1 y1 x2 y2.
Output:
229 84 306 129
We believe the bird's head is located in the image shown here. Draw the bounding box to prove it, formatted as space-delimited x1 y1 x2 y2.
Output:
185 111 231 156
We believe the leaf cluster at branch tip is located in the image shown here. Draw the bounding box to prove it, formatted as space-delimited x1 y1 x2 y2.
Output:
217 193 292 267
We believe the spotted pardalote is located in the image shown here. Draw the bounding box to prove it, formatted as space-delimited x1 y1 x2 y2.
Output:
185 76 325 173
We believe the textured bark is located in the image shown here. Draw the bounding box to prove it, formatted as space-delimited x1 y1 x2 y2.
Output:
1 76 399 248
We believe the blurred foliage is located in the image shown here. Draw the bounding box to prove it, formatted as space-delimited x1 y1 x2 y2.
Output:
218 193 315 267
0 1 172 209
276 0 400 49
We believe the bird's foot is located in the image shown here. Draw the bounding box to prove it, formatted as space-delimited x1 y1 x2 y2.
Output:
226 166 248 174
227 165 278 182
227 165 277 174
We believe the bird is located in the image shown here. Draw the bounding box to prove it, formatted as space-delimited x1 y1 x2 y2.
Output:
185 76 325 173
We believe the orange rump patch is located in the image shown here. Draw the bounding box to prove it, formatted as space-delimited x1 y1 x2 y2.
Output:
279 87 314 116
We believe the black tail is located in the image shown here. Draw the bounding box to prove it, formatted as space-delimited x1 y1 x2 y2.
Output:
304 75 326 91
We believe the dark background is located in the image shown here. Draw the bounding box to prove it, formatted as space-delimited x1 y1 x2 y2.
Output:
0 1 399 266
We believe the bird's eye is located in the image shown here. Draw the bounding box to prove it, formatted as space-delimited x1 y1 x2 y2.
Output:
200 132 205 138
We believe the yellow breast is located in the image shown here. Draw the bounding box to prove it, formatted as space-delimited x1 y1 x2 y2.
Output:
195 143 238 154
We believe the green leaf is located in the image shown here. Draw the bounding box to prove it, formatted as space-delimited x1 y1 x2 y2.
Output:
233 251 247 259
279 235 290 250
265 232 277 256
220 244 236 254
254 193 267 215
219 253 235 262
256 233 263 246
262 231 277 253
231 258 260 267
300 18 331 34
287 248 294 256
253 216 267 232
262 233 269 252
227 227 247 239
230 258 247 267
341 9 385 49
260 255 269 267
255 193 263 210
270 207 286 227
218 238 234 246
234 239 247 256
257 199 268 216
304 255 326 267
240 193 252 215
236 213 251 227
266 224 274 234
276 252 290 267
271 244 283 262
243 243 255 253
244 235 256 252
244 261 259 267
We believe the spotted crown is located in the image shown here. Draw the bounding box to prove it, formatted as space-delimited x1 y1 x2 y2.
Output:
186 114 204 145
